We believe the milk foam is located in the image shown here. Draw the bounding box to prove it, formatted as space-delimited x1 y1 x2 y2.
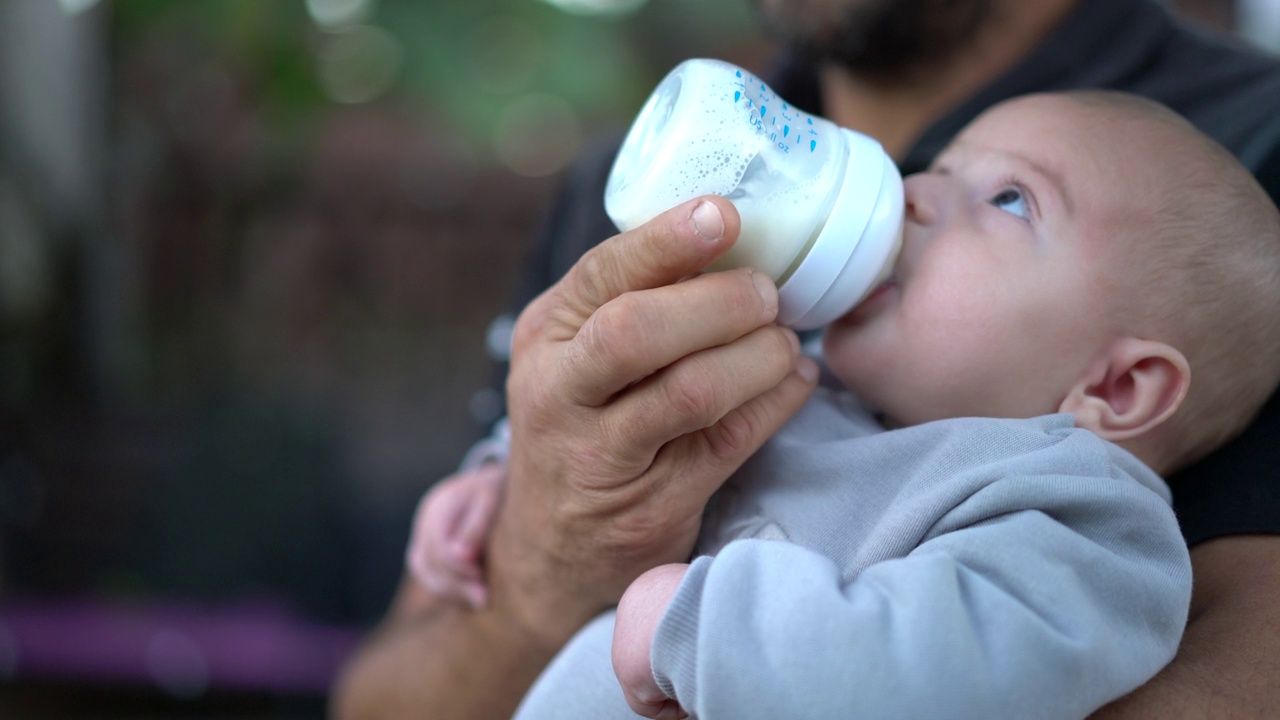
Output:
606 61 847 280
605 59 904 330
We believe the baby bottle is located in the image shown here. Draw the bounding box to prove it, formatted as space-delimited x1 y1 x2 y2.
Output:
605 58 904 329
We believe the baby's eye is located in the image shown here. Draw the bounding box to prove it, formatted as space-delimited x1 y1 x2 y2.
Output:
990 187 1029 219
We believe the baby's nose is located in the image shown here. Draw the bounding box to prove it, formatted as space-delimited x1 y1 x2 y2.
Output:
903 175 938 226
903 171 963 229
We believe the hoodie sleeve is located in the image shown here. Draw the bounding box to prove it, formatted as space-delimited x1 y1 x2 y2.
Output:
651 467 1192 720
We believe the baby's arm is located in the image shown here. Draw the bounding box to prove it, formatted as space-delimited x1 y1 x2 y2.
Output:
613 564 691 720
405 461 506 608
645 476 1191 719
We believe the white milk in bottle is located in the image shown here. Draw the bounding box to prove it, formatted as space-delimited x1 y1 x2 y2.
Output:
605 58 904 329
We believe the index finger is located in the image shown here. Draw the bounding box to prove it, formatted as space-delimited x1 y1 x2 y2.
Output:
543 196 741 335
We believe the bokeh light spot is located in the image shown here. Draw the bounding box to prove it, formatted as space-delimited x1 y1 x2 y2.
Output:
467 15 543 95
485 313 515 362
306 0 374 29
469 388 505 426
493 93 583 177
317 25 404 104
146 629 210 699
1240 0 1280 53
539 0 649 17
58 0 101 15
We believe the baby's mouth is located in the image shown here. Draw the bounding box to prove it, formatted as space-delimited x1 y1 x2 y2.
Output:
837 275 897 324
862 276 897 305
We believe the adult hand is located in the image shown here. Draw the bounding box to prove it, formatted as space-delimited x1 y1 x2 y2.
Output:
489 196 819 650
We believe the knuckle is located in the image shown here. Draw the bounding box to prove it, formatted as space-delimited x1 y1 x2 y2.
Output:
750 327 798 379
608 505 668 554
575 296 649 374
513 375 560 431
564 441 629 488
510 300 548 357
704 404 763 463
575 246 618 307
507 346 551 413
565 331 616 396
585 301 638 359
664 366 719 425
520 375 551 414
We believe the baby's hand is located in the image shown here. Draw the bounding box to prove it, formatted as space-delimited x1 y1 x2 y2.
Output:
613 563 691 720
405 462 506 609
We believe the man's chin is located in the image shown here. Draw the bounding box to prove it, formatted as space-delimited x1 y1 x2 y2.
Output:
752 0 996 80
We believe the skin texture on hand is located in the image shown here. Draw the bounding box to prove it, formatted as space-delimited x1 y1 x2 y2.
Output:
330 196 818 720
489 195 819 649
614 563 692 720
405 462 506 609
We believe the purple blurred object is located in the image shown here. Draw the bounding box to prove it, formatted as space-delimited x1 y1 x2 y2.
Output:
0 596 362 697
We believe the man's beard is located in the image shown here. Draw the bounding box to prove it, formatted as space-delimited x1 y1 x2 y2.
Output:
753 0 997 81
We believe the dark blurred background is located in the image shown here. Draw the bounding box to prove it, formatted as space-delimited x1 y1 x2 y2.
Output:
0 0 1274 717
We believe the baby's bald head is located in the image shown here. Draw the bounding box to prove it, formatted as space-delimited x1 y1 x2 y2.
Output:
1054 91 1280 471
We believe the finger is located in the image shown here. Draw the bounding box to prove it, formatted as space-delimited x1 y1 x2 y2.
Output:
405 543 433 591
462 581 489 610
658 356 819 500
439 531 485 580
423 481 470 542
418 551 479 603
560 268 779 406
530 197 741 338
597 326 802 471
414 520 466 593
425 514 469 572
405 491 443 586
409 551 450 598
656 702 688 720
421 489 478 580
625 692 683 720
441 549 484 582
455 472 504 554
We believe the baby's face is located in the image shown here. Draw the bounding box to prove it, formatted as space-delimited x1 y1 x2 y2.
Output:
823 96 1148 426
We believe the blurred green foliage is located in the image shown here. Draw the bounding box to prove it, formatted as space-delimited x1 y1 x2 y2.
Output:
110 0 763 157
0 0 770 631
111 1 323 132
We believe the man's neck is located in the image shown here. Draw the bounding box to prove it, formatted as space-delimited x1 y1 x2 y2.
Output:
820 0 1080 161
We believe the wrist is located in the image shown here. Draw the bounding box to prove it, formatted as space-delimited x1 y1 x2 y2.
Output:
487 512 608 653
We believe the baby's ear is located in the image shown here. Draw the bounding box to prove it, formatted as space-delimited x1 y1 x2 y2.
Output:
1059 337 1191 442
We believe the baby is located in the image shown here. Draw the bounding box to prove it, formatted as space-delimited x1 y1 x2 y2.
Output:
410 91 1280 719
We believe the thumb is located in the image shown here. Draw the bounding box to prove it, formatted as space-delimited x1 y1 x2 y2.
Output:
519 197 741 345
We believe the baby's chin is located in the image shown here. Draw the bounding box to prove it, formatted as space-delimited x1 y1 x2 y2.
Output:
827 369 966 430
